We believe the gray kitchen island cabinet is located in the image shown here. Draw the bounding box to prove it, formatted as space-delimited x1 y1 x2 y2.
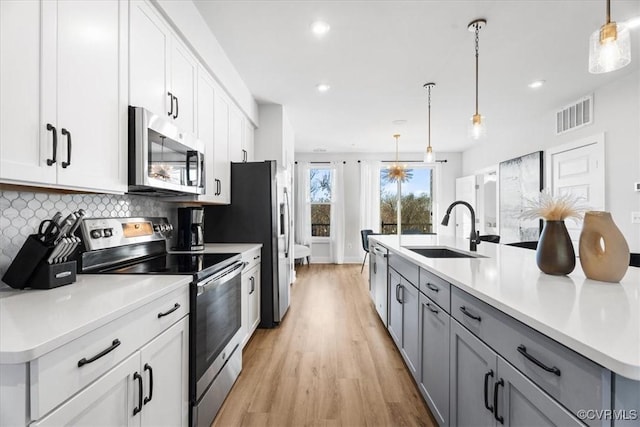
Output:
388 267 420 380
419 293 450 426
450 320 583 427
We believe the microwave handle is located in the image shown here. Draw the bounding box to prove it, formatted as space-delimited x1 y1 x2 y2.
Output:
186 150 198 186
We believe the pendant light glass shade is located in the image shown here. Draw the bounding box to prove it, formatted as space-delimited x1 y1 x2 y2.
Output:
589 22 631 73
424 146 434 163
468 113 487 140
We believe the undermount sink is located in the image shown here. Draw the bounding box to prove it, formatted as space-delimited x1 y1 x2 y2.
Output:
405 247 485 259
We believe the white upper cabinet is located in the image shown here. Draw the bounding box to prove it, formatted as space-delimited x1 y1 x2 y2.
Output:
129 0 196 134
129 0 169 118
244 121 255 162
185 68 230 204
228 104 244 163
170 41 197 134
0 0 126 193
254 104 294 171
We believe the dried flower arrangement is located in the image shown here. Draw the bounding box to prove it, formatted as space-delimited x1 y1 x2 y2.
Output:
520 190 588 222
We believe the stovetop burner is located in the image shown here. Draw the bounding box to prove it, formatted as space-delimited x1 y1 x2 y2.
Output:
99 253 239 276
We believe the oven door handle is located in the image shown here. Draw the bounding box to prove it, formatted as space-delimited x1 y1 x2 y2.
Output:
197 260 244 295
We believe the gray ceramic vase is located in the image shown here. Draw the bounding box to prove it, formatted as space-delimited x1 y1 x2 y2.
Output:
536 220 576 275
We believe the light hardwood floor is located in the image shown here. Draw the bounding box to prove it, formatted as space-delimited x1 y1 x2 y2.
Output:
212 264 436 427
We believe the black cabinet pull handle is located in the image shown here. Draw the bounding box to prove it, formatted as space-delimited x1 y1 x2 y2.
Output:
484 370 494 412
249 276 255 294
425 302 439 314
493 378 504 424
517 345 561 376
77 339 121 367
61 128 71 168
46 124 57 166
426 283 439 292
157 303 180 318
373 262 377 274
460 306 481 321
133 371 143 415
167 92 173 116
217 179 222 195
173 96 178 119
143 363 153 405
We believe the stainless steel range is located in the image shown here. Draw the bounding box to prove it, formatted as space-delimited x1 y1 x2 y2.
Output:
76 217 244 427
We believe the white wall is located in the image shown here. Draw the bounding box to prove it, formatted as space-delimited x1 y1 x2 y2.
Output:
295 151 462 263
462 71 640 252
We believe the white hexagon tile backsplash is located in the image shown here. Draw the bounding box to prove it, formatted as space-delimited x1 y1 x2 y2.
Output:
0 190 176 276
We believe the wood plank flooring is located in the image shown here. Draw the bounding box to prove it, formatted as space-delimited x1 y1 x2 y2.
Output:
212 264 436 427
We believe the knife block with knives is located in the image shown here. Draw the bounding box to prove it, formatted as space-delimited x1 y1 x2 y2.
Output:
2 210 85 289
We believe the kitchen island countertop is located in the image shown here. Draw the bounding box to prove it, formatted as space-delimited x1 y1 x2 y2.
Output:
371 234 640 380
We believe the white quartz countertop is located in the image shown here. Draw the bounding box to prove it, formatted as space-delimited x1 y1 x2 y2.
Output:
371 234 640 380
0 274 191 364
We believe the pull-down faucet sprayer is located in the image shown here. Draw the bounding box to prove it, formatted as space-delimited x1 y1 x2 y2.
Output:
441 201 481 252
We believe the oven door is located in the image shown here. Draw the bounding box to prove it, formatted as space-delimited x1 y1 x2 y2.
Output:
193 261 244 398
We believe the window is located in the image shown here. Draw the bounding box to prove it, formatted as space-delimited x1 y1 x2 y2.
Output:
310 168 332 237
380 166 434 234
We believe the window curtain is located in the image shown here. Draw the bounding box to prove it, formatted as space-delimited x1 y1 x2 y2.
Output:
329 161 345 264
359 160 381 233
294 162 311 247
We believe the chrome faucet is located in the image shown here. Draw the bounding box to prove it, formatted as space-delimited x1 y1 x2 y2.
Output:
441 201 481 252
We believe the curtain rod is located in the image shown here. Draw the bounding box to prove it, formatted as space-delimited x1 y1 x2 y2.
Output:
294 159 447 164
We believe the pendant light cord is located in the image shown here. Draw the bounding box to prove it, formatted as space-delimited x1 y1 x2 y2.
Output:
606 0 611 24
474 23 480 116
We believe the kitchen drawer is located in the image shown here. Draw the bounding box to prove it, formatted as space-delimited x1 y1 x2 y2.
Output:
451 287 610 421
419 267 450 313
242 248 261 272
30 286 189 419
388 252 419 285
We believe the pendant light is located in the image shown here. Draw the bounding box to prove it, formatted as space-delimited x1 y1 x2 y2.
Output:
468 19 487 140
387 134 408 182
589 0 631 73
423 82 435 163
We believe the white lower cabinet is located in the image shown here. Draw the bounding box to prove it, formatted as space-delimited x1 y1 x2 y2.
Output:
32 317 189 427
241 249 262 348
32 353 139 427
139 317 189 427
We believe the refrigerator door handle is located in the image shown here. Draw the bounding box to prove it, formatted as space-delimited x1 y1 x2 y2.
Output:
284 188 291 258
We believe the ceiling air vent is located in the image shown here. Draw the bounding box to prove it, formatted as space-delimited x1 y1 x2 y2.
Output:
556 95 593 135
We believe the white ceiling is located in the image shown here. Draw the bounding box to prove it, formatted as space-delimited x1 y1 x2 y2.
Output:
194 0 640 154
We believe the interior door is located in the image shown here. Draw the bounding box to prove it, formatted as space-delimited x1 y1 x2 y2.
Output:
549 140 604 244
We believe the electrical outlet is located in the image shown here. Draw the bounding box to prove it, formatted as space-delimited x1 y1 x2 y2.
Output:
632 212 640 224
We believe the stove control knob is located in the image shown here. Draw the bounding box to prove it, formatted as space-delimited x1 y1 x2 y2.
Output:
90 229 103 239
153 224 160 232
167 224 173 231
103 228 113 238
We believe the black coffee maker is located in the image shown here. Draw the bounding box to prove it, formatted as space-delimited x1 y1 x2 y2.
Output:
175 207 205 251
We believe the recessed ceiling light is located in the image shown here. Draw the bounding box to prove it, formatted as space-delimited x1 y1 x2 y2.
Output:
392 119 408 125
528 79 545 89
316 83 331 93
311 21 330 37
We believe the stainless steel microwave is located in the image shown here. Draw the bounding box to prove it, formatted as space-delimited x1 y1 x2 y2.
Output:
128 106 205 196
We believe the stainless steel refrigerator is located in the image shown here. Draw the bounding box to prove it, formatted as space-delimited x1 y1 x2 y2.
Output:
204 160 292 327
